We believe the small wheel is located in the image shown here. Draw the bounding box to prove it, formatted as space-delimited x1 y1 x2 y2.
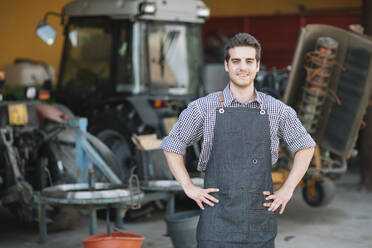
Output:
302 177 335 207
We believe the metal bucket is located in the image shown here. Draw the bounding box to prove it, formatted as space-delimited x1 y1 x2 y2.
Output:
165 210 200 248
82 231 144 248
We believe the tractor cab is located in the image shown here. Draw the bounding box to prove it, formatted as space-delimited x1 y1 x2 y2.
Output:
37 0 209 116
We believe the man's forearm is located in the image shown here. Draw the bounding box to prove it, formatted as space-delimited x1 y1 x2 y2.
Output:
282 147 315 191
163 150 193 189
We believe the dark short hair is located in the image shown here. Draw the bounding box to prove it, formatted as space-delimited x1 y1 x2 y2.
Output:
224 33 261 63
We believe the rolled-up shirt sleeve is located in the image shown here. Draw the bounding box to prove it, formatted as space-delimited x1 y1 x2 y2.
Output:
279 105 316 155
161 101 203 155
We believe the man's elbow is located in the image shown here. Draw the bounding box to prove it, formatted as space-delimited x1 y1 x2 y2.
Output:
163 150 183 159
300 146 315 157
308 146 315 153
163 150 173 159
164 149 177 155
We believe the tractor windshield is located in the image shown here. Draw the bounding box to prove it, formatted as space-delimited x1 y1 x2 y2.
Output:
58 18 133 112
58 18 201 113
139 22 201 96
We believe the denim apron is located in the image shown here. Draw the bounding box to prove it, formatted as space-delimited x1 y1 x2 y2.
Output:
197 92 277 248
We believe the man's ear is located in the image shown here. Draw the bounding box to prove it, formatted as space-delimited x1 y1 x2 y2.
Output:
224 60 229 72
256 60 260 72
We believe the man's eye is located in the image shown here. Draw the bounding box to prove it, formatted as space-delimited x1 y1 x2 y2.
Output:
232 60 239 63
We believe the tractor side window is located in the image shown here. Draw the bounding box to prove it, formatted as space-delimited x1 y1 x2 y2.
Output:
144 23 200 96
148 24 183 89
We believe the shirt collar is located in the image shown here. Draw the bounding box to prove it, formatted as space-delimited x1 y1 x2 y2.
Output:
222 84 261 106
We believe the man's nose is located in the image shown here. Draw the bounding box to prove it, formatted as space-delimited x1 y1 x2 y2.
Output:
239 61 249 70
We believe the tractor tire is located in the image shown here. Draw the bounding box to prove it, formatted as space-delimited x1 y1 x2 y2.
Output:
88 127 134 184
302 177 335 207
88 129 131 183
43 126 79 184
40 125 81 231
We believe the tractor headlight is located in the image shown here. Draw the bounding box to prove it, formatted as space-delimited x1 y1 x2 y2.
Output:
139 2 156 15
25 87 37 99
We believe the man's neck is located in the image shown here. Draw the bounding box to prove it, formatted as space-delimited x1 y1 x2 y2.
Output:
229 82 255 103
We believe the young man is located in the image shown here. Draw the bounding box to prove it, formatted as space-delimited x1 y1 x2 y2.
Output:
161 33 315 247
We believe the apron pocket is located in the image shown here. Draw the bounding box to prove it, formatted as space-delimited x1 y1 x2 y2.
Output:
246 191 276 235
213 190 248 233
247 191 266 210
247 211 276 232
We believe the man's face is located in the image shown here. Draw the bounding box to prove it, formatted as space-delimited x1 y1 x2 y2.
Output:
224 46 260 89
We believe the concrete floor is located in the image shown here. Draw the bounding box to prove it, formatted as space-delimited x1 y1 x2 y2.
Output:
0 171 371 248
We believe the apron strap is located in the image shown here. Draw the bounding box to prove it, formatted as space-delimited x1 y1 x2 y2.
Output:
219 91 225 114
256 93 266 115
219 90 266 115
219 91 224 103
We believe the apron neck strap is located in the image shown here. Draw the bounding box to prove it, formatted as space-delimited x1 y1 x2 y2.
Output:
219 91 265 114
219 91 224 105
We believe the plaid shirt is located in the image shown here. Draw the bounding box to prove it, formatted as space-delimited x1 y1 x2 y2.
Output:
161 84 316 171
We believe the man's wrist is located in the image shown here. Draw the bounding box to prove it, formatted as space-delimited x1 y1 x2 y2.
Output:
281 183 296 193
181 181 194 191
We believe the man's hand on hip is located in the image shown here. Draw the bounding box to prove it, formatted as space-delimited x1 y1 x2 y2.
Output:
265 186 294 214
183 183 219 210
266 147 314 214
162 150 220 210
